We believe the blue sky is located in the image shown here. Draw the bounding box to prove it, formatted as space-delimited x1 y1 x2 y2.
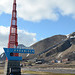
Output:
0 13 75 41
0 0 75 53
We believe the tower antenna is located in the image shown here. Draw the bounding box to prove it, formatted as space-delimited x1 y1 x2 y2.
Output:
8 0 18 56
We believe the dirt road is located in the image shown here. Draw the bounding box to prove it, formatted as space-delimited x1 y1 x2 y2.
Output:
22 67 75 74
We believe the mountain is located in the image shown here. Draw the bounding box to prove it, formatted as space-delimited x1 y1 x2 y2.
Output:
0 32 75 62
31 35 67 55
0 53 6 61
26 32 75 62
37 32 75 61
21 35 67 59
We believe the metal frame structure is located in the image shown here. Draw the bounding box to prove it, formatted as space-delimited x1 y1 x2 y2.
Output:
8 0 18 56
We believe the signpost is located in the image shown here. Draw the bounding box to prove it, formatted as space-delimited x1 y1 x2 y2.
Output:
4 48 35 75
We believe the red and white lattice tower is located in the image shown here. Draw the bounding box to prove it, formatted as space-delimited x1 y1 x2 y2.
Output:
8 0 18 56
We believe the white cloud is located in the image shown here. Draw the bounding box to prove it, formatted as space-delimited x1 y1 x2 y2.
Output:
0 26 36 54
18 29 36 46
0 0 75 21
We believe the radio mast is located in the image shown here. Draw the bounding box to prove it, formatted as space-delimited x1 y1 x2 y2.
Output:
8 0 18 56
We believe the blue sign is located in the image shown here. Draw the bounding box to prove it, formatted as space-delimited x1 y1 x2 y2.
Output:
4 48 35 61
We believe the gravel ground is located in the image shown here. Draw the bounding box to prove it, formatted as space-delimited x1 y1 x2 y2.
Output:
22 67 75 74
